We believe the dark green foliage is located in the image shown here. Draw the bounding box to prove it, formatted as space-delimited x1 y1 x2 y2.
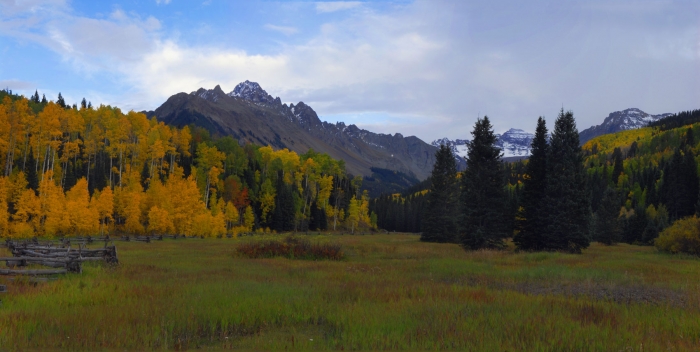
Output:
595 188 621 245
24 147 39 191
621 205 648 244
308 202 328 231
32 90 40 104
611 148 624 185
514 117 549 251
41 94 47 104
81 98 87 109
272 174 295 232
541 110 591 253
460 116 508 250
370 192 425 233
421 145 459 243
362 167 420 198
57 92 66 108
140 161 150 190
648 109 700 130
660 148 698 220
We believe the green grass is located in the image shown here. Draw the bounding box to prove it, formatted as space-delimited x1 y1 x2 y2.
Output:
0 234 699 351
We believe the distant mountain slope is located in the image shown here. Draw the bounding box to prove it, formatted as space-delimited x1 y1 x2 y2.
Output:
146 81 445 179
431 128 534 159
579 108 672 144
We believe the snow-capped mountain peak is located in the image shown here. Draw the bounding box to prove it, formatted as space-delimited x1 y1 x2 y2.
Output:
228 80 279 104
432 129 534 159
579 108 673 143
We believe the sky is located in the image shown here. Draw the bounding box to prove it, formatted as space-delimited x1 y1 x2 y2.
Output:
1 0 699 142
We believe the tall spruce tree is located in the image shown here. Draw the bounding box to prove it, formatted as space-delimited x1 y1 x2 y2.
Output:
595 187 621 245
460 116 508 250
421 144 459 243
272 173 295 232
514 117 549 250
541 109 591 253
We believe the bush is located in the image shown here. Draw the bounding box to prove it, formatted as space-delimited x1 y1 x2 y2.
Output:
236 236 344 260
654 217 700 255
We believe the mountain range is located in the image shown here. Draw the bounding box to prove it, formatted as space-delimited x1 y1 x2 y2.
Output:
432 108 672 161
431 129 534 161
145 81 447 180
146 80 672 180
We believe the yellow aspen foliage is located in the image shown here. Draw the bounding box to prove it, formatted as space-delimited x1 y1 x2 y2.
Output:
259 179 276 220
167 167 206 235
212 211 227 237
225 201 239 232
347 196 360 234
317 175 333 209
91 186 114 235
147 205 174 234
191 212 212 237
0 177 8 236
66 178 98 235
39 172 69 237
243 205 255 231
123 190 144 234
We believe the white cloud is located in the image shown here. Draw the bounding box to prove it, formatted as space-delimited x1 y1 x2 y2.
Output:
315 1 362 13
1 0 700 142
155 0 171 5
263 24 299 36
0 79 34 91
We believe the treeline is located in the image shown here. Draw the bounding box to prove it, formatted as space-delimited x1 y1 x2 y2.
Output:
373 110 595 253
648 109 700 131
0 90 375 238
374 105 700 253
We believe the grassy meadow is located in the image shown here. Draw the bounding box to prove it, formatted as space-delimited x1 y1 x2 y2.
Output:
0 234 699 351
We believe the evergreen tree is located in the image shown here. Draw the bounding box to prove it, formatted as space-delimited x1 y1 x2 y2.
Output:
595 187 621 245
421 144 459 243
661 147 698 220
541 109 591 253
460 116 508 249
272 174 294 232
41 94 47 104
81 98 87 109
140 161 150 190
24 147 39 192
514 117 549 250
611 147 624 185
57 92 66 108
32 90 40 103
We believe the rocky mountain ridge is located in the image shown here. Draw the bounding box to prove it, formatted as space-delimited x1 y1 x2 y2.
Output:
435 108 671 159
147 81 448 179
579 108 672 144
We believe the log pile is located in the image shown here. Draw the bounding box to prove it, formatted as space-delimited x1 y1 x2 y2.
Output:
2 240 119 275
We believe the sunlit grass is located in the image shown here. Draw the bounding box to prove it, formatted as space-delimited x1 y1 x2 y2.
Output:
0 234 698 350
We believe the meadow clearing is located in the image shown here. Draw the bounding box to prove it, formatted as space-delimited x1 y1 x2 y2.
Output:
0 234 699 351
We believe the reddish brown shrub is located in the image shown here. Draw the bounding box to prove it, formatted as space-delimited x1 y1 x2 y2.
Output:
236 236 344 260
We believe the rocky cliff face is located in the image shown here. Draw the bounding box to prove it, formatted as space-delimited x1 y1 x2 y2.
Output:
147 81 443 179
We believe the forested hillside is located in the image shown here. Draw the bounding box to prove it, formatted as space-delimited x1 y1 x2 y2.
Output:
373 109 700 252
0 90 375 238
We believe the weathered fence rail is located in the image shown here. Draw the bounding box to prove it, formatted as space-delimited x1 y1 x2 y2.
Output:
1 240 120 277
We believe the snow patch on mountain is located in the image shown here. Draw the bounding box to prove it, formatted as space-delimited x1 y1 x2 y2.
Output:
432 128 534 159
579 108 673 143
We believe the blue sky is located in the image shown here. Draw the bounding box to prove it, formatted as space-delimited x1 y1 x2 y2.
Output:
1 0 699 142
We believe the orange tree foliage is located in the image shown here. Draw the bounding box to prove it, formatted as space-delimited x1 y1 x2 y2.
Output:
0 92 357 238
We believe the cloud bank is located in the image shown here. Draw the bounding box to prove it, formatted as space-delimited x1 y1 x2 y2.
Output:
1 0 699 142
